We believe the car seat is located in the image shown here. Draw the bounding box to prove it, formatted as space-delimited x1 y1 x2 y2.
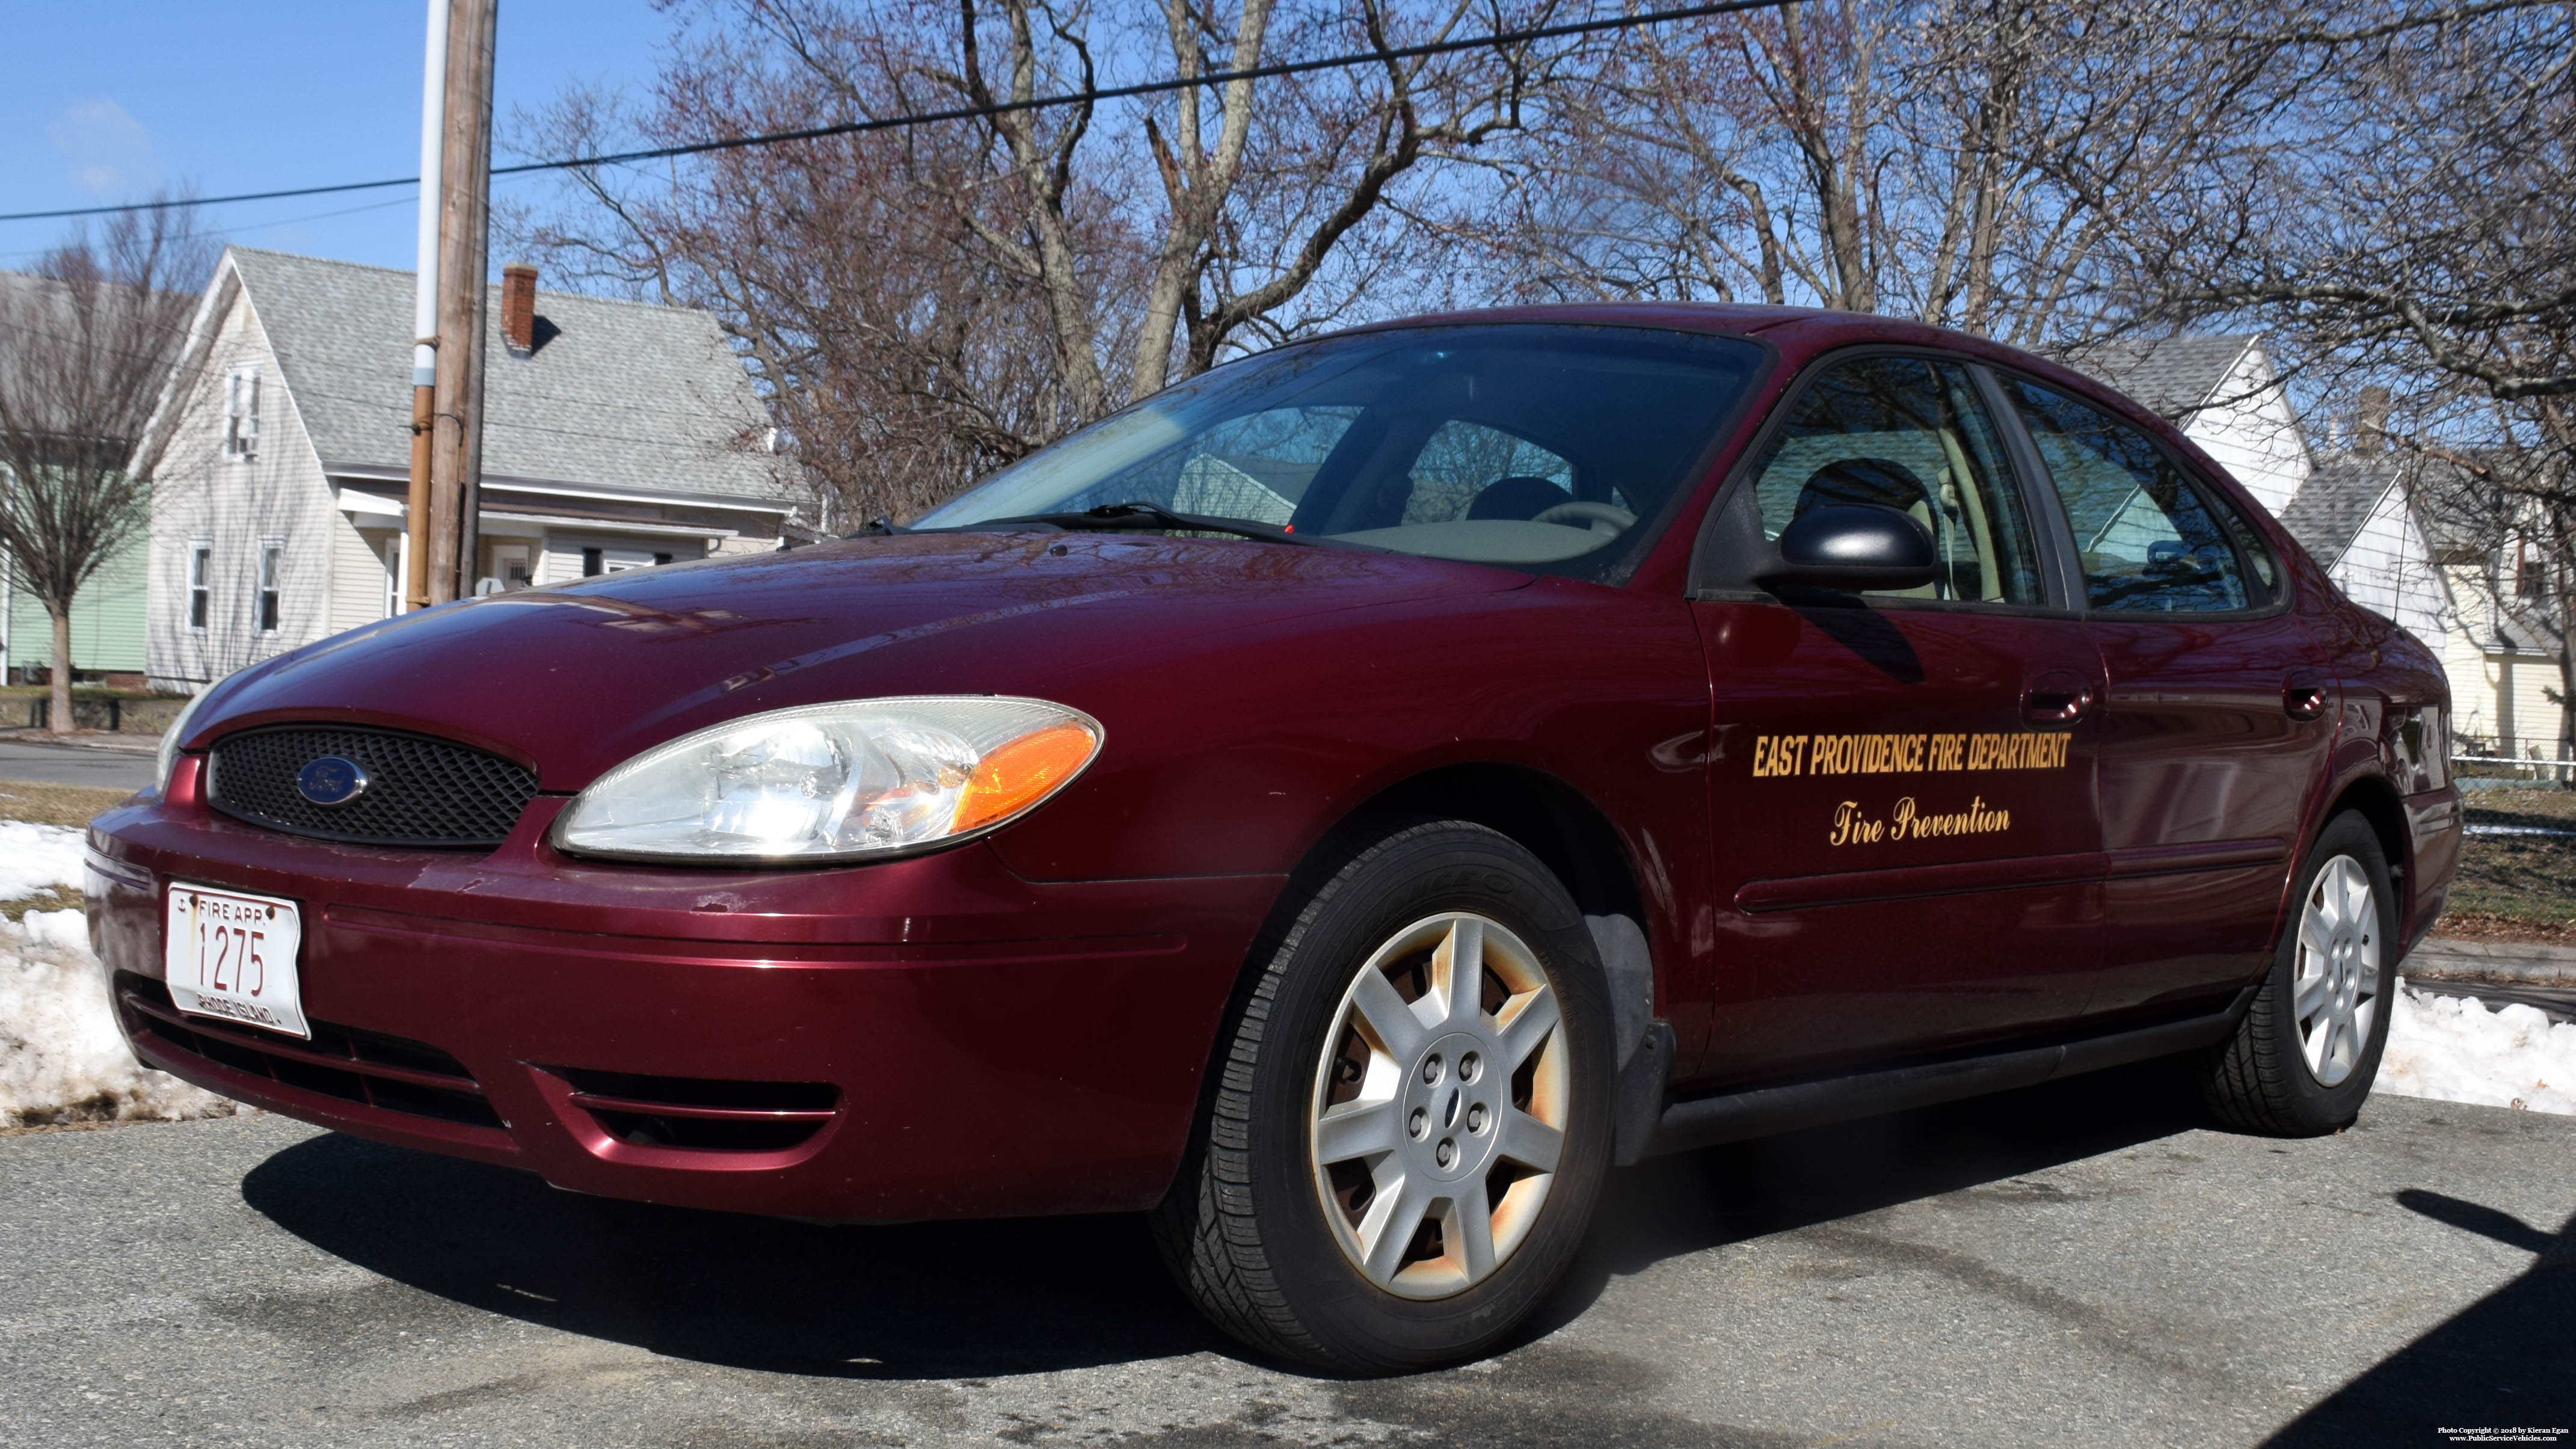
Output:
1466 475 1575 521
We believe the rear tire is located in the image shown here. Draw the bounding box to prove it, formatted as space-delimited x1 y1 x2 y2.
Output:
2203 811 2397 1135
1153 820 1615 1373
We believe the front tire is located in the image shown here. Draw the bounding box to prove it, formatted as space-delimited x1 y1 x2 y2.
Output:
2203 811 2397 1135
1154 820 1615 1372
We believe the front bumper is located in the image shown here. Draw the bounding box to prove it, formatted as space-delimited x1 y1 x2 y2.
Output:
88 758 1279 1220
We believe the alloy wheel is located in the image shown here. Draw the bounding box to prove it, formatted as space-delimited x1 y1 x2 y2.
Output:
2293 854 2381 1088
1308 912 1569 1300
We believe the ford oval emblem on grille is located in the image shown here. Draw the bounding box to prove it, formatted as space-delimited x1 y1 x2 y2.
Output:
295 755 369 807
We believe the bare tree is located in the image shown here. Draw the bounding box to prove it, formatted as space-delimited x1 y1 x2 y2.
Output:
1483 0 2313 347
2132 1 2576 761
0 203 217 734
506 0 1575 525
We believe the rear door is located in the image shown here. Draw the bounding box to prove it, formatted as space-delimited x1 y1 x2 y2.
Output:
1689 352 2107 1082
1996 375 2334 1020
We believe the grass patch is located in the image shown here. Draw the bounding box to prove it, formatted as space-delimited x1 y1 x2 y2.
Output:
0 884 84 921
0 684 173 701
0 781 138 829
2463 786 2576 827
2435 788 2576 943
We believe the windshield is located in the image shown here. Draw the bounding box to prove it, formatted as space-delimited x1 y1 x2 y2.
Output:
914 324 1766 582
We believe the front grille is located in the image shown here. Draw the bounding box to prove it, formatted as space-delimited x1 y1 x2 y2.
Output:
117 974 506 1133
552 1066 838 1152
207 725 538 848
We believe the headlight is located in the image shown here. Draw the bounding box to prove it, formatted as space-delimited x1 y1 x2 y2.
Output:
156 688 214 793
552 696 1101 863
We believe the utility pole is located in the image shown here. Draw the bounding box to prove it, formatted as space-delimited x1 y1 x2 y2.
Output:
426 0 497 605
404 0 446 612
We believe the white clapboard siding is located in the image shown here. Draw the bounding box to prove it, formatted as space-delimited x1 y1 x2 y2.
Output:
2178 344 2311 520
2329 487 2451 654
327 511 393 635
146 285 341 690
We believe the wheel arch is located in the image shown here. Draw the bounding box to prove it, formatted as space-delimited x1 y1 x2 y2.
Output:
2321 772 2412 931
1292 760 1651 928
1154 760 1655 1208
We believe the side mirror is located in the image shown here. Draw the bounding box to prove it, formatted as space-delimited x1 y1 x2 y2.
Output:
1757 503 1939 593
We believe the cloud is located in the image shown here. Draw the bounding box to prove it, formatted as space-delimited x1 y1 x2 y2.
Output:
47 99 156 195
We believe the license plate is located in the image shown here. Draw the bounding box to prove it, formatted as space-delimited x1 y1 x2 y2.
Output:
164 884 309 1039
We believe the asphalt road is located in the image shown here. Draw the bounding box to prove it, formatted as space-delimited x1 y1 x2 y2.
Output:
0 739 156 790
4 1065 2569 1448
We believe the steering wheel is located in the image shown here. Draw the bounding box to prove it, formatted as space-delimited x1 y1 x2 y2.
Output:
1532 500 1638 535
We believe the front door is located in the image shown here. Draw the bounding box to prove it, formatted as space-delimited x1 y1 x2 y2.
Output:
1997 374 2335 1019
1690 354 2107 1083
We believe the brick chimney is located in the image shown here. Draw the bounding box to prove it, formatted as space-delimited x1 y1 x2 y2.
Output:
2355 384 2391 456
501 263 538 355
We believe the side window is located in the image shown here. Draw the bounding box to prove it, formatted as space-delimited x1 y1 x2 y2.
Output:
1396 421 1587 525
1745 355 2043 605
256 543 283 633
188 543 211 629
1060 406 1362 526
2218 497 2280 596
2005 378 2251 613
224 368 260 461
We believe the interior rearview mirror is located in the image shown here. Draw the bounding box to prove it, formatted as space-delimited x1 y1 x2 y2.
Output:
1756 503 1940 594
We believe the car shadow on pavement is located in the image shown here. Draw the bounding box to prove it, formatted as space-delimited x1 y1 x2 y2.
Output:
240 1135 1234 1379
2263 1192 2575 1445
1520 1056 2216 1346
244 1056 2219 1382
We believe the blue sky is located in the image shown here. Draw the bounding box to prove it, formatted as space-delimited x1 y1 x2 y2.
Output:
0 1 672 272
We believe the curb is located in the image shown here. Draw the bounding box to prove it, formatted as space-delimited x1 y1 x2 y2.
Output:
2404 938 2576 986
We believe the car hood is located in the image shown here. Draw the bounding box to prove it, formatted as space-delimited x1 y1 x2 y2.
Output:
190 531 1525 790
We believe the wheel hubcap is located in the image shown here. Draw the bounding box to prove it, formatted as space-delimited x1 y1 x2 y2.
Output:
1309 912 1568 1300
2293 854 2381 1088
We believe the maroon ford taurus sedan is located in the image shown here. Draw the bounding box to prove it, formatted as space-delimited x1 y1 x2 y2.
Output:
88 306 2461 1371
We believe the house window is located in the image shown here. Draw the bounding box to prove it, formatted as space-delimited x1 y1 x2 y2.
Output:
381 537 403 618
224 368 260 461
2517 543 2548 598
256 543 282 633
581 547 603 577
188 544 211 629
653 552 672 567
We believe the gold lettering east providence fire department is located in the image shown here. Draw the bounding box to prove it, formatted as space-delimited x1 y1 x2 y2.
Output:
1750 730 2070 778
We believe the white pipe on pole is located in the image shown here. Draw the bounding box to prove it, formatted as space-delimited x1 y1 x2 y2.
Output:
411 0 448 385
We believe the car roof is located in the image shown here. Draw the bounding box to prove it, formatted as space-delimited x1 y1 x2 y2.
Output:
1342 301 2083 383
1336 303 2205 463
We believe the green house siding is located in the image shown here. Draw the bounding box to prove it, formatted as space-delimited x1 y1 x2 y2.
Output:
9 529 149 673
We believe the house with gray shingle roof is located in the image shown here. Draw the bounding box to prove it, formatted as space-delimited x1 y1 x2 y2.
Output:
2064 334 2314 517
140 247 805 690
2070 334 2460 703
2388 454 2568 758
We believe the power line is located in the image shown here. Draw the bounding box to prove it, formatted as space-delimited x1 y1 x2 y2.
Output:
0 0 1795 225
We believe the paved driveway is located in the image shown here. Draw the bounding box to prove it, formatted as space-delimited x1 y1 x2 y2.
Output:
4 1064 2568 1448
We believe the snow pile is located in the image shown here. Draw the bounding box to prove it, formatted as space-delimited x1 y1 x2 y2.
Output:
0 826 237 1127
0 821 87 900
2376 977 2576 1116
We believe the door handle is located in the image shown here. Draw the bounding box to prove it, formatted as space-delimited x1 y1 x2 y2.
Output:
2284 670 2329 721
2024 671 2097 725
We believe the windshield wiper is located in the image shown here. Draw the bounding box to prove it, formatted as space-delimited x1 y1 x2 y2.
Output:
950 501 1315 547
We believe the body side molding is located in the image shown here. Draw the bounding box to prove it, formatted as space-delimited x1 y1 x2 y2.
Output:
1643 987 2257 1158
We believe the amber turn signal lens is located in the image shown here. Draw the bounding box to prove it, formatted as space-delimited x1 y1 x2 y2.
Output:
952 721 1099 833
